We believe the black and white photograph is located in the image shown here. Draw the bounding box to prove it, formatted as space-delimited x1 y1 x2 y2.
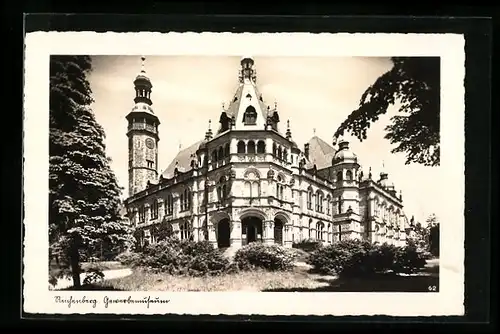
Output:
23 32 465 316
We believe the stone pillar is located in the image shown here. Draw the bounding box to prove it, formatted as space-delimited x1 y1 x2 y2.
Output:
144 203 151 224
284 225 293 248
230 219 242 248
192 215 200 242
157 198 165 219
132 208 139 227
208 224 217 248
264 220 274 244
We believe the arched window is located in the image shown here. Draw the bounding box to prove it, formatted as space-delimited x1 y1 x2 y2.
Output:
224 143 230 157
257 140 266 154
243 106 257 125
276 175 284 200
308 219 313 239
346 170 353 181
247 140 256 154
237 141 246 154
337 196 342 214
315 191 323 212
277 147 283 160
327 223 331 242
218 176 228 201
211 150 218 163
316 222 324 241
218 146 224 161
326 195 331 215
307 187 313 210
273 143 277 156
283 149 288 162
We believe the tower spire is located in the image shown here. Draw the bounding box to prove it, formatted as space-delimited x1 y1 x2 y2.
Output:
141 55 146 73
205 119 213 140
286 119 292 140
133 55 153 106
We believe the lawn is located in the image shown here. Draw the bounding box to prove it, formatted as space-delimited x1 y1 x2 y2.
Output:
93 266 331 292
76 258 439 292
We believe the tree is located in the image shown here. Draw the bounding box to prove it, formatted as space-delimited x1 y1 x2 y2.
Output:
49 55 132 288
426 214 440 257
334 57 440 166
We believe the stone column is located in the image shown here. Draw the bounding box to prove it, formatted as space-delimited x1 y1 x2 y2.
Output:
264 220 274 244
192 215 200 242
284 225 293 248
208 224 217 248
157 198 165 219
144 203 151 225
230 219 242 248
132 208 139 227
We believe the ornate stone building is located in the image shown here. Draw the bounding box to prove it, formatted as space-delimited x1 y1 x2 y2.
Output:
124 56 413 249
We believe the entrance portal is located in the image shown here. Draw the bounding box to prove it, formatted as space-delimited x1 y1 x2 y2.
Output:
274 218 284 245
217 219 230 248
242 217 263 245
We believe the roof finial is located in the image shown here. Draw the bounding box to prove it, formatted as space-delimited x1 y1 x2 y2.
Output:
286 119 292 140
274 100 278 110
205 119 213 140
140 55 146 73
221 102 225 110
313 128 316 136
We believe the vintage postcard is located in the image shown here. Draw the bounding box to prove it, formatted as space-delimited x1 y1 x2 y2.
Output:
23 32 465 316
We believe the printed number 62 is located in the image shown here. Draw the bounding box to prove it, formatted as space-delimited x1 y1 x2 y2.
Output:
428 285 437 291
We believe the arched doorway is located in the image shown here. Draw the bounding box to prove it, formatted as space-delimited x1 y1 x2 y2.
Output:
274 218 284 245
241 217 263 245
217 219 230 248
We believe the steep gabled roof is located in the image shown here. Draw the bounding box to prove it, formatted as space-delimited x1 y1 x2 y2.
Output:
160 140 203 179
304 136 337 170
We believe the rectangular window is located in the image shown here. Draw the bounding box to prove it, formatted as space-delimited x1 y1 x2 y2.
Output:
139 206 145 222
147 160 154 169
165 194 173 216
151 200 158 219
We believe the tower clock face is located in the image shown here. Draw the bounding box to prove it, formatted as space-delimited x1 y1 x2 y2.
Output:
145 138 155 149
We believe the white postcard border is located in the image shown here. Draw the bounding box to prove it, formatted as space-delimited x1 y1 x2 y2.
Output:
23 32 465 316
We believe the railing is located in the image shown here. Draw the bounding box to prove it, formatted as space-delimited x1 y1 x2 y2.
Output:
128 123 157 133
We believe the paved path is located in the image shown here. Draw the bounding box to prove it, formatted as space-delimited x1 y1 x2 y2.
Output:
51 268 133 290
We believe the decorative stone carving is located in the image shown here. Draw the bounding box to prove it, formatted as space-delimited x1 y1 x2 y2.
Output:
267 169 275 179
289 178 295 186
230 169 237 179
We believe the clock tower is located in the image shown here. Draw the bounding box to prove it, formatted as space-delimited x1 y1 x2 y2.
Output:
126 56 160 197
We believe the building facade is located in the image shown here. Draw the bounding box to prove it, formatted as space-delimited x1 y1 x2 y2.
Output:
124 56 413 249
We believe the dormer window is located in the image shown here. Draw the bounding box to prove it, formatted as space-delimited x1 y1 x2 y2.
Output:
243 106 257 125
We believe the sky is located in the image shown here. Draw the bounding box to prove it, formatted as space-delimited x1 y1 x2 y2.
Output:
88 55 442 225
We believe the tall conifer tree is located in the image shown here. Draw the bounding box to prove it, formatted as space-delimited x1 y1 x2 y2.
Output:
49 55 132 288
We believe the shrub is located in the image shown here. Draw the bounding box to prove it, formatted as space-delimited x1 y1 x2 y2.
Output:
393 244 427 274
368 243 398 273
115 251 141 267
292 239 323 252
233 243 295 271
307 239 374 277
136 238 231 277
308 239 430 278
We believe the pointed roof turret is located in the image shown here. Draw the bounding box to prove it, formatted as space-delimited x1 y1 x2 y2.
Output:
224 57 273 131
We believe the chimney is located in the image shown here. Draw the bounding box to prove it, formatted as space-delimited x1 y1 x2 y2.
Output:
304 143 310 159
